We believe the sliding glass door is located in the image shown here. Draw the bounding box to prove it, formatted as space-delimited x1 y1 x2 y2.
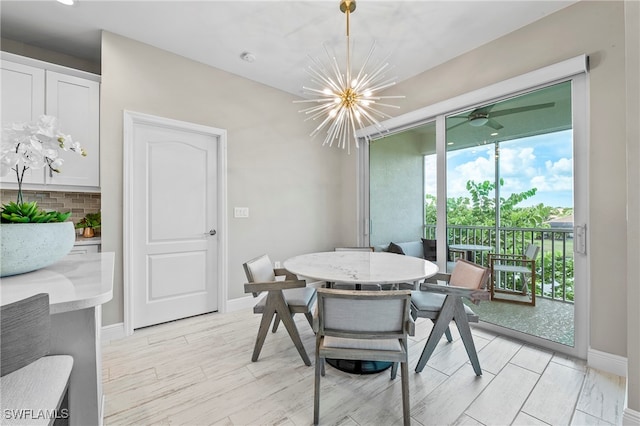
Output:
444 81 576 346
362 71 587 358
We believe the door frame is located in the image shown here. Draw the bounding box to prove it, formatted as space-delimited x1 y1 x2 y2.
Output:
358 55 589 359
122 110 228 336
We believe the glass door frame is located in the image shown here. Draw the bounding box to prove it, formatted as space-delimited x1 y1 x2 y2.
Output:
357 55 589 359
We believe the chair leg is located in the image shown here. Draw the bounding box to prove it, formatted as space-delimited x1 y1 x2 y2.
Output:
272 314 280 333
305 312 314 329
452 299 482 376
252 307 276 362
401 361 410 426
273 298 311 366
390 362 398 379
431 319 453 342
314 355 322 425
416 296 457 373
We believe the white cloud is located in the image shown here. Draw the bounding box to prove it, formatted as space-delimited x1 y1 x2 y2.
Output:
546 157 572 174
499 146 537 178
531 174 573 192
426 132 574 206
448 149 494 197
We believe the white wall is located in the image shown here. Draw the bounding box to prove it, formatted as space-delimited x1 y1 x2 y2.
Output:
100 32 356 325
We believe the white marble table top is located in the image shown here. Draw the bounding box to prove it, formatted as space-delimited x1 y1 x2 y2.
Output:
0 252 114 314
284 251 438 285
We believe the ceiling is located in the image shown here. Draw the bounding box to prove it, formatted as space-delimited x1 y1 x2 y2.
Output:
1 1 577 97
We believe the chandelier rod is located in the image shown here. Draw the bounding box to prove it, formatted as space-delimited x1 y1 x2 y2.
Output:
341 0 356 84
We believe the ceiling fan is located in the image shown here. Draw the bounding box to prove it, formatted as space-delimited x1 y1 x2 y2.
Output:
447 102 556 131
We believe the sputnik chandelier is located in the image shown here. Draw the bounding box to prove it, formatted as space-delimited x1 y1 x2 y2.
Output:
295 0 404 153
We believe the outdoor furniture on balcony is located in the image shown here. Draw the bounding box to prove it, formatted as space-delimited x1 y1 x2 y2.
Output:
488 243 540 306
449 243 494 263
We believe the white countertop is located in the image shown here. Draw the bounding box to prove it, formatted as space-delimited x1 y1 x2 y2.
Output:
0 252 114 314
284 251 438 285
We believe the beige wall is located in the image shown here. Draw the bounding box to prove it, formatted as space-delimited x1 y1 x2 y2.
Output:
385 1 639 413
1 37 100 74
389 0 628 359
625 0 640 415
369 132 425 247
100 32 355 325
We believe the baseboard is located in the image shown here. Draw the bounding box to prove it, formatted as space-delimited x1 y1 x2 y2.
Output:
587 347 627 377
623 407 640 425
225 295 257 312
101 322 126 342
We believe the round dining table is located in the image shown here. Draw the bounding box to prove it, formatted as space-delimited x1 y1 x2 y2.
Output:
284 250 438 288
284 250 438 374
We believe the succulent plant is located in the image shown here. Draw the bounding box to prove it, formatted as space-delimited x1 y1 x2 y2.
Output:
0 201 71 223
75 212 101 229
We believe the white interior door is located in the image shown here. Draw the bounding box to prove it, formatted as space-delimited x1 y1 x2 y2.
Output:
130 117 219 329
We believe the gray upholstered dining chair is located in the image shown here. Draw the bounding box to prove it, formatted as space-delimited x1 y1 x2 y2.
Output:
411 258 490 375
1 293 74 425
313 288 413 426
243 254 316 366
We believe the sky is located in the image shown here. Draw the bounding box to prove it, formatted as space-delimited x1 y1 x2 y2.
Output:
425 129 574 208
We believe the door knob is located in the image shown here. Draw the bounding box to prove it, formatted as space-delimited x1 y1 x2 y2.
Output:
204 229 217 236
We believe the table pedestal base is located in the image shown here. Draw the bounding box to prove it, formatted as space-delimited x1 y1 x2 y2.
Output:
326 358 393 374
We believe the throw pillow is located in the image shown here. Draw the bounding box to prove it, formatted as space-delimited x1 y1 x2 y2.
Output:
387 242 405 255
421 238 437 261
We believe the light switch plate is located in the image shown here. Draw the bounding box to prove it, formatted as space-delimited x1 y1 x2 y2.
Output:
234 207 249 218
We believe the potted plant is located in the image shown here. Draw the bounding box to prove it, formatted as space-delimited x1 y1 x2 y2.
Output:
76 212 101 238
0 115 86 277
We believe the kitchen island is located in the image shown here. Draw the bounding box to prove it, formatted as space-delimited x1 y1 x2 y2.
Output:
1 252 114 426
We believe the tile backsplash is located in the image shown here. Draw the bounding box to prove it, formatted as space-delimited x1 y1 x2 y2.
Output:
1 190 101 235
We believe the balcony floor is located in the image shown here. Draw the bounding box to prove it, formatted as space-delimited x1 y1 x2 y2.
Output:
467 296 575 346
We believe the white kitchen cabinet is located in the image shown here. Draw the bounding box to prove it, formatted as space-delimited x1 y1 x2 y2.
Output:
0 52 100 191
45 71 100 187
0 60 46 185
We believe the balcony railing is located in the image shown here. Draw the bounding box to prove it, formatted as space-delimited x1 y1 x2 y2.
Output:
425 225 574 303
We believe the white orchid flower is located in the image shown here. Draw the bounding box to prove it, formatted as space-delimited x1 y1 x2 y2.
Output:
0 114 86 202
49 158 63 172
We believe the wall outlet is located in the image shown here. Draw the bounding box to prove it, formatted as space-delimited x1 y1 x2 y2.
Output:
234 207 249 218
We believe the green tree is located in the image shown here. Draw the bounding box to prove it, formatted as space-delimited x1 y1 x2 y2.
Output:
426 178 575 301
427 179 548 228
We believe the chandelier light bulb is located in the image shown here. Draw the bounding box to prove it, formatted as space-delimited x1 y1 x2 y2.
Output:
294 0 404 153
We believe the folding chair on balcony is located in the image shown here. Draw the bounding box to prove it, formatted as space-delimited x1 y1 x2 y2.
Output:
488 243 540 306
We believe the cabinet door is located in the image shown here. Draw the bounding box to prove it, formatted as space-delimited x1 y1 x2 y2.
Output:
0 61 46 185
45 71 100 187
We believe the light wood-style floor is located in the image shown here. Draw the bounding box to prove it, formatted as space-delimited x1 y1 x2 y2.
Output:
102 308 626 425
